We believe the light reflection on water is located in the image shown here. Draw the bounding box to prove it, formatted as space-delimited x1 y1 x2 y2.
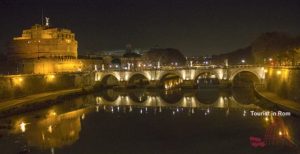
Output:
0 88 299 154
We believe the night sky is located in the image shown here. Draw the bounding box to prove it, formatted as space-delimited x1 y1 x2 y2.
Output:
0 0 300 56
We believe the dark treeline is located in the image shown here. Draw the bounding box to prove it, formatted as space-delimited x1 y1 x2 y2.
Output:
212 32 300 65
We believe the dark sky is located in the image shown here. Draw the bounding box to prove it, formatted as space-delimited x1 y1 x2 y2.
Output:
0 0 300 56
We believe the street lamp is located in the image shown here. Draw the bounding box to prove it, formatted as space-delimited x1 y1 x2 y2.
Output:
241 59 246 64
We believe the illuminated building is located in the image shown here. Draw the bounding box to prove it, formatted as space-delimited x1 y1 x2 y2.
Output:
6 19 102 74
8 23 77 60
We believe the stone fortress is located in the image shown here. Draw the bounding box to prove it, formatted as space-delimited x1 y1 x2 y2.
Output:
8 19 77 60
6 18 98 74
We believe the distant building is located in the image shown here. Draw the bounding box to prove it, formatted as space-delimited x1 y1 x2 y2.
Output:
103 50 126 57
186 56 206 66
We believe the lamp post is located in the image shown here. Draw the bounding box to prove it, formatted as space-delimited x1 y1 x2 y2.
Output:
241 59 246 65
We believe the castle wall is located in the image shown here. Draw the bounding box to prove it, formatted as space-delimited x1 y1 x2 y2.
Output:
0 73 94 101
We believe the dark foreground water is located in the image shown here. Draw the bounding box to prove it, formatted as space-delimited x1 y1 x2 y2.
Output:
0 88 299 154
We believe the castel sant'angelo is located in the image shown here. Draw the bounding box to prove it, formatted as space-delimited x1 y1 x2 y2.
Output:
7 18 85 74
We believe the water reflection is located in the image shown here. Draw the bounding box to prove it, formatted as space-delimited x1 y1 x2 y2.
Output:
160 88 183 104
95 89 260 110
263 116 294 146
128 89 148 103
10 109 86 149
0 88 298 153
101 89 119 102
195 89 220 104
232 88 258 104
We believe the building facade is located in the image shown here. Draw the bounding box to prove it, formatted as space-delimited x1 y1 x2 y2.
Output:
8 24 77 60
5 22 103 74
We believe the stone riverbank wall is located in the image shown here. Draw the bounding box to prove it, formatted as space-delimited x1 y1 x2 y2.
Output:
265 68 300 102
0 72 95 101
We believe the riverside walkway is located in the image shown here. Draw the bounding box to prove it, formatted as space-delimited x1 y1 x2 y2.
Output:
0 88 82 113
256 91 300 116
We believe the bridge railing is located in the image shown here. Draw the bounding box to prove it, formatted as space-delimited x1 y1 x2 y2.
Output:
96 65 263 72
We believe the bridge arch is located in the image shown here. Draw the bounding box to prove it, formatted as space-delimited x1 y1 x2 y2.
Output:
100 74 120 88
231 71 260 87
128 73 150 88
229 69 261 81
194 72 220 87
159 72 183 89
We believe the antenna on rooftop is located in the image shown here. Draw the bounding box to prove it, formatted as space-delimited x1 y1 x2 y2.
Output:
45 17 50 27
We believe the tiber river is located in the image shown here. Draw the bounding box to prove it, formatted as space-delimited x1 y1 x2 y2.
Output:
0 88 299 154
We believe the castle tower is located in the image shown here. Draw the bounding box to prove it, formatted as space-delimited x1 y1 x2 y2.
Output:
7 22 78 61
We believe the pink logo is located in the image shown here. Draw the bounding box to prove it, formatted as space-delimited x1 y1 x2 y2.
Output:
250 136 266 148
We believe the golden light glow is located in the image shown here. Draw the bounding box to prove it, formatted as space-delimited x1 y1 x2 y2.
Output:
69 130 75 137
282 69 289 80
278 131 283 136
48 125 53 133
264 117 269 122
13 77 24 86
276 70 282 75
20 122 27 133
46 74 56 82
65 39 71 43
268 68 274 76
48 110 57 117
164 78 182 90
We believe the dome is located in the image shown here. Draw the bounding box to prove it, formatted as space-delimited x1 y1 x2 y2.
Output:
142 48 186 66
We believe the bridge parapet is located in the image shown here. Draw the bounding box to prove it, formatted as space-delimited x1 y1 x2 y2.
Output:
94 65 266 87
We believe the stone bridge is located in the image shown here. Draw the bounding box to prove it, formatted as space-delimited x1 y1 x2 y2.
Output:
94 66 266 87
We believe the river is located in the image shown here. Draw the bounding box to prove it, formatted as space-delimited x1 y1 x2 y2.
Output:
0 88 299 154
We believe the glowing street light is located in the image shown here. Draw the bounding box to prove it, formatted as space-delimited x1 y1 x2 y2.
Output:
241 59 246 64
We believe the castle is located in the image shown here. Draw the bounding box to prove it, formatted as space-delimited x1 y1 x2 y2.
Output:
6 19 95 74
